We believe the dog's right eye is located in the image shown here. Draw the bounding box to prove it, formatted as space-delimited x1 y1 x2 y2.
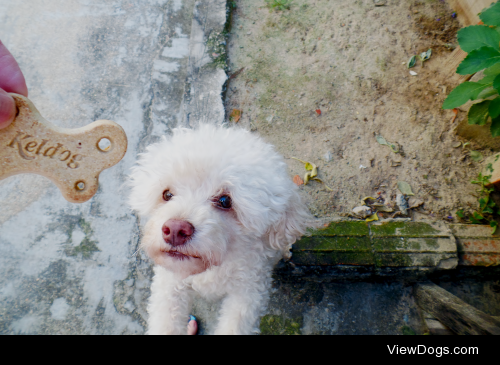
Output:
163 190 173 202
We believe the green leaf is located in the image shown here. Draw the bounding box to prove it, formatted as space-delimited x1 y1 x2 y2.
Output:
484 207 495 214
477 86 499 100
480 2 500 27
457 47 500 75
419 49 432 62
376 135 388 146
468 100 491 125
407 56 416 69
479 198 487 209
456 210 465 218
495 74 500 93
473 211 485 220
492 115 500 137
470 150 484 162
397 181 415 196
477 74 498 85
491 221 499 235
470 216 482 224
484 63 500 76
443 82 489 109
490 97 500 119
458 25 500 52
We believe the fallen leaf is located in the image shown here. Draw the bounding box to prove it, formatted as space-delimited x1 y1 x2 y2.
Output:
407 55 417 69
375 135 399 153
397 181 415 196
293 157 332 190
230 109 242 123
293 175 304 186
470 151 484 162
366 213 379 222
316 109 322 116
374 205 394 213
228 67 245 80
312 178 334 191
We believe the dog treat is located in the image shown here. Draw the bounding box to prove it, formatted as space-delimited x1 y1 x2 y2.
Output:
0 94 128 203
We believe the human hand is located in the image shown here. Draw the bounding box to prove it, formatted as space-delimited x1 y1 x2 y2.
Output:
0 40 28 129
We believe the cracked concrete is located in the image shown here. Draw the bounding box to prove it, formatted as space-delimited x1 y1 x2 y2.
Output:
0 0 226 335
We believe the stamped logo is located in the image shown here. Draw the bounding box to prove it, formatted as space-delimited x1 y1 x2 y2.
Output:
7 131 83 169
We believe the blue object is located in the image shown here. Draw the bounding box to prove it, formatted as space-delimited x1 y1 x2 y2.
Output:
189 315 197 323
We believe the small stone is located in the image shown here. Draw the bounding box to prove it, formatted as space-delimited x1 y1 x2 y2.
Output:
353 206 373 218
323 151 333 162
410 71 418 76
396 194 409 215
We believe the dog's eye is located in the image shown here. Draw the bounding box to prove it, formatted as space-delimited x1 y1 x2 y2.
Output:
217 195 232 209
163 190 174 202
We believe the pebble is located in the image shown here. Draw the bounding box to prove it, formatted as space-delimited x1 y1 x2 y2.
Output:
324 151 333 162
353 206 373 218
396 194 409 215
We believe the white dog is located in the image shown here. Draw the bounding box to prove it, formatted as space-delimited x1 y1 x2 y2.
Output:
129 124 311 335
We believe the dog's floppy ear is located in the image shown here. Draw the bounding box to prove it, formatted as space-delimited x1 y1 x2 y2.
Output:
267 190 311 259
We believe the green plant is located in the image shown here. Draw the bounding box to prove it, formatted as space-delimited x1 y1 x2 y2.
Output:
266 0 292 11
443 2 500 137
457 170 499 234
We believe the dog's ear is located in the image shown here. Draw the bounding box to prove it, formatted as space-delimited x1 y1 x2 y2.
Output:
266 190 311 259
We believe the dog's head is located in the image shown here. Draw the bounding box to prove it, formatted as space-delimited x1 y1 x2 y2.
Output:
129 125 310 278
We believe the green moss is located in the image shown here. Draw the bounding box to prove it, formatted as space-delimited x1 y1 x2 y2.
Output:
371 222 442 237
294 236 371 251
260 315 302 335
65 218 100 260
375 253 413 267
309 221 370 237
292 251 375 266
401 325 417 335
422 238 439 249
206 31 228 70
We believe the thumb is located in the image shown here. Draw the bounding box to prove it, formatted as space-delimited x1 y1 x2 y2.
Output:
0 89 16 129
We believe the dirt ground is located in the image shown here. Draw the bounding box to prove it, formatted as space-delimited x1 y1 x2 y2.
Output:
224 0 493 221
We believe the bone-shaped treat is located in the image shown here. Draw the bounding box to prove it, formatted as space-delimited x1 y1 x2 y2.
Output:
0 94 128 203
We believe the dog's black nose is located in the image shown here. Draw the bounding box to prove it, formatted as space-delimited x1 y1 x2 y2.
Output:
162 220 195 247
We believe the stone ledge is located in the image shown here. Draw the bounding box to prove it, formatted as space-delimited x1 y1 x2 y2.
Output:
289 220 500 273
450 224 500 267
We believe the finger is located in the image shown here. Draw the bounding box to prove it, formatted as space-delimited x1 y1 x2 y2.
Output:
0 88 16 129
0 40 28 97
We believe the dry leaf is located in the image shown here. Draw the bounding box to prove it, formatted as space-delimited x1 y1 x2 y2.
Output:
366 213 379 222
230 109 242 123
293 175 304 186
451 108 458 123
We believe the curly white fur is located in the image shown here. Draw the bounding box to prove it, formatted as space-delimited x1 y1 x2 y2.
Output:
129 125 311 335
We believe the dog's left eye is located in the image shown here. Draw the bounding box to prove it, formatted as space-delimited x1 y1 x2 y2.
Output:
163 190 174 202
217 195 232 209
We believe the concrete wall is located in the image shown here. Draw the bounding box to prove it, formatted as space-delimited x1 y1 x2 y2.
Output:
0 0 205 335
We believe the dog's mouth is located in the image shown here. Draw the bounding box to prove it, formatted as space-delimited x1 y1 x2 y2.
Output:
160 249 202 261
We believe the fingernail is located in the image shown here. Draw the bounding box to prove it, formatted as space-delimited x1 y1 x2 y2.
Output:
0 90 16 129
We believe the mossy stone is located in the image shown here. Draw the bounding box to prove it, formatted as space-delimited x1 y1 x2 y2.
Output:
371 222 443 237
260 315 303 335
294 236 371 251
